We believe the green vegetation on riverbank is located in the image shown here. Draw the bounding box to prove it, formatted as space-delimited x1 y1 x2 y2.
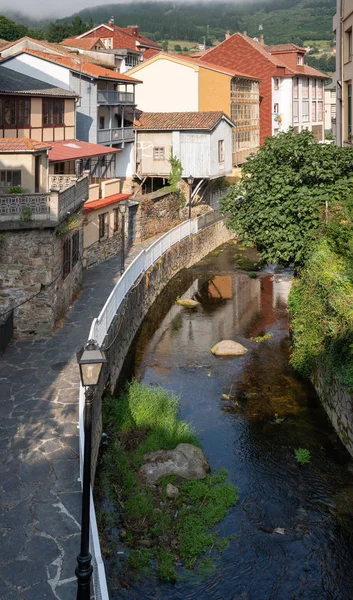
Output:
222 129 353 390
98 381 238 582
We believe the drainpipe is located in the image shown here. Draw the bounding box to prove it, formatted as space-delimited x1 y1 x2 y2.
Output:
336 0 343 146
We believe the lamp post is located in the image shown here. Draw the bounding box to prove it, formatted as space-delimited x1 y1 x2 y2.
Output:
118 202 128 273
187 175 194 220
76 340 106 600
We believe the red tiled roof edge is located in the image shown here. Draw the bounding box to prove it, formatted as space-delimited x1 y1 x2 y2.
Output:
84 192 132 212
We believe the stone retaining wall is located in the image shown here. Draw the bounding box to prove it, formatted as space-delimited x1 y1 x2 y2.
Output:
135 189 181 242
312 368 353 457
91 220 235 481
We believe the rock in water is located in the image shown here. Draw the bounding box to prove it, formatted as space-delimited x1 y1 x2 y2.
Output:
176 298 200 308
139 443 210 484
211 340 248 356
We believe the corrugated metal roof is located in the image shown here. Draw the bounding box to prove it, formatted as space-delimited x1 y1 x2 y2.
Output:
48 139 121 162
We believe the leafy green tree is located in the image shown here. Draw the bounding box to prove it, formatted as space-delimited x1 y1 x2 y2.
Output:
45 21 71 43
174 44 182 52
161 40 168 52
221 129 353 267
70 16 87 36
0 15 28 40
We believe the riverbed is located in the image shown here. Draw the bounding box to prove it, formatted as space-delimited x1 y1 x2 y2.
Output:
104 241 353 600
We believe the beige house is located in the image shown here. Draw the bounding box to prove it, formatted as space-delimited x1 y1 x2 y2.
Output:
324 82 337 137
0 65 76 142
333 0 353 144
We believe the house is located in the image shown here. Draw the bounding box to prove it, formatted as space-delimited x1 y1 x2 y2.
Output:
324 82 336 138
128 52 260 166
0 65 77 142
333 1 352 145
199 34 328 143
134 111 234 201
68 18 162 73
0 137 89 337
0 46 142 185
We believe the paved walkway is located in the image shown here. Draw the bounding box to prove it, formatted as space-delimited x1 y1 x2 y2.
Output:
0 239 157 600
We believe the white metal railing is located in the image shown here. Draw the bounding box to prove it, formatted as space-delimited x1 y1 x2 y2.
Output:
80 211 223 599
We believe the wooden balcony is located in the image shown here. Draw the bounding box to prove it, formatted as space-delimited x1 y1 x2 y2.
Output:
97 91 135 105
97 127 135 145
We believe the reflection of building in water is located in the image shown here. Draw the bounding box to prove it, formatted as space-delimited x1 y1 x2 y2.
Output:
233 274 261 334
180 280 199 301
272 275 293 309
208 276 232 300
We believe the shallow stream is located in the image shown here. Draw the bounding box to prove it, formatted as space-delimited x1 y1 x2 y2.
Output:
105 241 353 600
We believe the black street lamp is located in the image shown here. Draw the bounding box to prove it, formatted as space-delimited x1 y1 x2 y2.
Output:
118 202 128 273
76 340 106 600
187 175 194 220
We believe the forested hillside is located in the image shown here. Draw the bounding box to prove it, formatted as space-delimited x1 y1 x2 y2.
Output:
0 0 336 46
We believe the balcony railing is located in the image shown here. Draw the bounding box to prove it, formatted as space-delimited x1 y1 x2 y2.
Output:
0 174 89 225
49 174 79 191
97 91 135 105
97 127 135 144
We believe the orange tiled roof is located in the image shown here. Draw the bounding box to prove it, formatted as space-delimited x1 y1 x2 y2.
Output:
84 192 132 212
143 48 161 61
0 36 75 57
78 23 162 52
135 111 234 130
170 52 258 79
267 43 306 53
19 49 142 83
49 140 120 162
0 138 52 152
60 37 104 50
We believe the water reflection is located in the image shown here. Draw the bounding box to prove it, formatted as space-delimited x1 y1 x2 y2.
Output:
106 242 353 600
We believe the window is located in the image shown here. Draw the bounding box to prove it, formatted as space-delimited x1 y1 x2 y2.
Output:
293 101 299 123
0 97 30 128
317 80 323 100
62 238 71 280
302 101 309 122
331 104 337 119
99 116 105 130
218 140 225 162
312 79 317 99
113 208 119 232
318 101 324 121
274 78 279 90
72 231 79 267
43 99 64 126
312 102 317 122
293 77 299 99
302 79 309 99
0 170 21 188
297 54 303 66
331 89 336 99
153 147 165 160
125 53 139 67
102 38 112 49
346 29 352 62
274 103 279 114
99 213 108 239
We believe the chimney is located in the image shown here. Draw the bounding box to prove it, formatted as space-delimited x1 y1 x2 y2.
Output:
225 30 231 40
259 33 264 45
243 31 247 36
108 16 114 25
128 25 140 37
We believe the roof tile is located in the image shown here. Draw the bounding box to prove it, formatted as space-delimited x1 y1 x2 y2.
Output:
135 111 234 130
0 138 52 152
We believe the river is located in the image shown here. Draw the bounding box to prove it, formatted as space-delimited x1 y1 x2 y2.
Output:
104 241 353 600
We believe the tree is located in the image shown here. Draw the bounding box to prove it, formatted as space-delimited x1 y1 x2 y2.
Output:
70 16 87 36
45 21 71 43
174 44 182 52
0 15 28 41
221 129 353 267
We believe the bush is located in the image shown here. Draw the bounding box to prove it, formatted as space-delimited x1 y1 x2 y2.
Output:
221 129 353 267
9 186 23 194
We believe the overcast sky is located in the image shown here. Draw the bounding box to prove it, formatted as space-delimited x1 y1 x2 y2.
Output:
0 0 126 19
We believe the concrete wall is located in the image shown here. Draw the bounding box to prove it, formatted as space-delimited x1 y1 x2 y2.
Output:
71 73 98 144
2 53 71 90
313 367 353 457
90 219 235 480
199 67 231 115
131 57 199 112
0 150 48 194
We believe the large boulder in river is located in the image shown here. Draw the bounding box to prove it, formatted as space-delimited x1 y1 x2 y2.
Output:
211 340 248 356
176 298 200 308
139 443 210 484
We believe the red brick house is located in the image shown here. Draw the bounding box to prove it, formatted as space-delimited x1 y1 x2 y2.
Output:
200 34 328 144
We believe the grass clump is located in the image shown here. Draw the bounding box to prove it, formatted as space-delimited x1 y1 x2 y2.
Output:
251 332 272 343
295 448 311 465
99 381 238 582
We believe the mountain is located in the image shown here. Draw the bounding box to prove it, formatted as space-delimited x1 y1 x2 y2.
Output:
66 0 336 45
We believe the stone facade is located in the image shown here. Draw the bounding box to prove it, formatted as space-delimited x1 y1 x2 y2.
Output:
84 230 123 269
313 367 353 457
0 216 83 337
135 189 181 241
91 220 235 480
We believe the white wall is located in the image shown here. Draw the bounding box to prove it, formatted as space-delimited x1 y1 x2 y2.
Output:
2 54 71 90
272 78 293 134
116 142 135 178
209 120 233 177
132 59 199 112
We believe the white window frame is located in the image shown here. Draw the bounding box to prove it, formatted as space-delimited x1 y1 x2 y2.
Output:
153 147 165 160
218 139 225 163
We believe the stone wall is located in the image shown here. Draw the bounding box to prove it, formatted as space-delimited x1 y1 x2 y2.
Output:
0 215 83 337
312 367 353 457
84 231 123 269
91 219 235 481
135 189 181 242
